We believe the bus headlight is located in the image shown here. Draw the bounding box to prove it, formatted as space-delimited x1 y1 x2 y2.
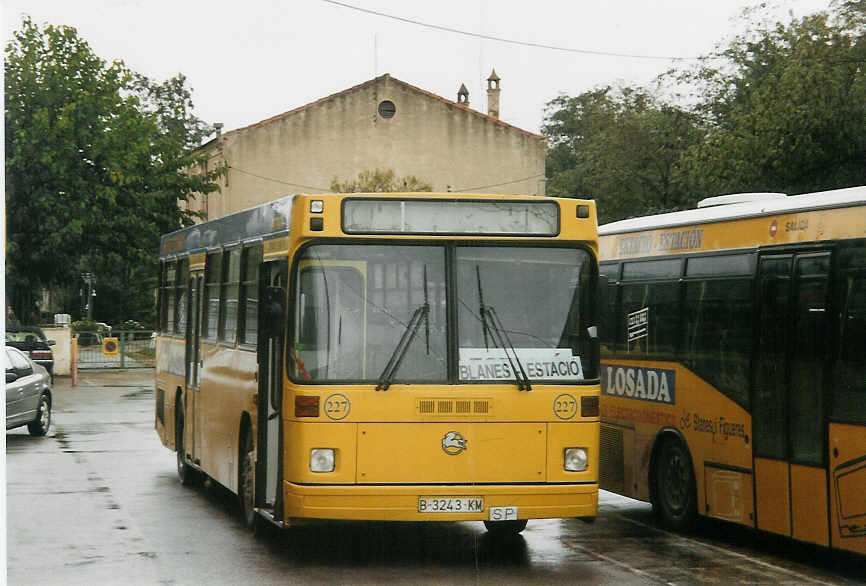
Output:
310 448 335 472
564 448 588 472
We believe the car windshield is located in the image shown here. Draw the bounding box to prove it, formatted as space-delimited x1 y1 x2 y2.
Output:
289 243 596 384
6 330 44 343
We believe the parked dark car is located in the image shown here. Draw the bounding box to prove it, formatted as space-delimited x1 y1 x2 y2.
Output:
75 331 103 347
5 346 52 436
6 324 55 379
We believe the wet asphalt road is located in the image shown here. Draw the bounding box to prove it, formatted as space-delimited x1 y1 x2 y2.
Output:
6 369 865 585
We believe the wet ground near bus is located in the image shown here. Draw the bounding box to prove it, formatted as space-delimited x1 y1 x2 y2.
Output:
6 369 865 585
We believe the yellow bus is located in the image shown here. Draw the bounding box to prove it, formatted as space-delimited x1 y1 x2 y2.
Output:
597 186 866 555
155 192 601 535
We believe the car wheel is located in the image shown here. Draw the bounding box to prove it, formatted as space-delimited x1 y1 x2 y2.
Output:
27 393 51 436
652 436 696 531
238 429 257 529
483 519 528 536
176 403 197 486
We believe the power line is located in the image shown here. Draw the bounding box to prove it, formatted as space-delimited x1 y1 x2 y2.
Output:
320 0 697 61
229 165 545 195
228 166 331 192
454 173 546 192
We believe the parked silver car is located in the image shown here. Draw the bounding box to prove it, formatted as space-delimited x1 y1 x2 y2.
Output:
5 346 52 435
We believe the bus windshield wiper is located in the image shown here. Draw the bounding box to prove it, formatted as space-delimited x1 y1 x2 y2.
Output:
376 303 429 391
376 266 430 392
476 266 532 392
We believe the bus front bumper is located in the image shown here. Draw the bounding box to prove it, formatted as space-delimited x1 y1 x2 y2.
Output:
283 481 598 522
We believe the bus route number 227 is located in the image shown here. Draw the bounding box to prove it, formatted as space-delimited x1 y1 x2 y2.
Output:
324 394 350 420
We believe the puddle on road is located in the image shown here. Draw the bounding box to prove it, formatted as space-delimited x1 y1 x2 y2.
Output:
121 388 152 400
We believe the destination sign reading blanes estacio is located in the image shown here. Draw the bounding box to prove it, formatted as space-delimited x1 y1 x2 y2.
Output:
616 228 704 257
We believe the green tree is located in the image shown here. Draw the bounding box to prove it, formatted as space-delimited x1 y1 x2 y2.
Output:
678 4 866 195
5 18 222 324
543 86 702 223
331 168 433 193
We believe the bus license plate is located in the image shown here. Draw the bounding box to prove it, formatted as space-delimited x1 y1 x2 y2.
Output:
488 506 518 521
418 497 483 513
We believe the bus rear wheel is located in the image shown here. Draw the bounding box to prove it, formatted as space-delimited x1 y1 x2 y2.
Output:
238 429 257 530
652 436 696 531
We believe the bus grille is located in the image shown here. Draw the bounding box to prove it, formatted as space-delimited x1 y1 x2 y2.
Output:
599 424 625 493
417 399 492 416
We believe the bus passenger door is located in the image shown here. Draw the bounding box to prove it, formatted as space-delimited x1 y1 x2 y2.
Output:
754 253 830 546
185 273 204 465
754 255 793 537
257 260 287 518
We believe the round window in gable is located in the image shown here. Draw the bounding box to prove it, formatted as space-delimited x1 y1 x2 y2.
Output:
378 100 396 118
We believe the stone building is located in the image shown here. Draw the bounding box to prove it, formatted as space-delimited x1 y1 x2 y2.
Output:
185 71 546 219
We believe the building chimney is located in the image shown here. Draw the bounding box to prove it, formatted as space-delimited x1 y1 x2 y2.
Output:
457 83 469 107
487 69 500 119
214 122 224 138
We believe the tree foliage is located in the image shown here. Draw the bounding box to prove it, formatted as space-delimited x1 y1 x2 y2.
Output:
330 168 433 193
543 87 702 224
543 2 866 223
678 4 866 196
5 18 223 324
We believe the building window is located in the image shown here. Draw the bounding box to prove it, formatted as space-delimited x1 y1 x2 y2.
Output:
378 100 396 118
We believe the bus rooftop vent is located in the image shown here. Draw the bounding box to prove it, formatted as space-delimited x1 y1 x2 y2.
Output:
697 192 787 208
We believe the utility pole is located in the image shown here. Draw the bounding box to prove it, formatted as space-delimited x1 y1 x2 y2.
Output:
81 273 96 321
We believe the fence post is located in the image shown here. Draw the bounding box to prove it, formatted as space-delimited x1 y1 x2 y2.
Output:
120 331 126 368
71 337 78 386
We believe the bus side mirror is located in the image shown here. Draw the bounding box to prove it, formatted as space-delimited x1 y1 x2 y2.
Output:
597 274 609 308
263 286 286 337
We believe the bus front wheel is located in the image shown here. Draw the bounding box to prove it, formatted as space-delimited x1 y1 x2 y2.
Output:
483 519 528 536
652 436 696 531
238 429 256 529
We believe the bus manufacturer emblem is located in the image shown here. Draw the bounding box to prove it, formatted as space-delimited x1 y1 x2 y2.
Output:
442 431 467 455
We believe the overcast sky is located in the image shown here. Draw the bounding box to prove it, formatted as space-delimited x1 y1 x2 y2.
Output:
3 0 835 138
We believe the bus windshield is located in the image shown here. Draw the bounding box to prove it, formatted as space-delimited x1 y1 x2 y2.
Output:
290 243 595 384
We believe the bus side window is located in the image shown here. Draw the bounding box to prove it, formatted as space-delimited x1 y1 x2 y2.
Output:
683 278 752 409
833 245 866 423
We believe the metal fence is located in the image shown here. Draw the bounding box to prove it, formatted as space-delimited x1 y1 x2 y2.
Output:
76 330 155 369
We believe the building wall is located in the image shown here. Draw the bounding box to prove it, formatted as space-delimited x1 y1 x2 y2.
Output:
186 75 546 219
42 326 71 376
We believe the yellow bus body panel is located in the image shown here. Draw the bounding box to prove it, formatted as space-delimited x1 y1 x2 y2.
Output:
154 336 186 451
601 359 753 525
285 422 358 485
790 464 829 546
599 205 866 261
754 458 791 536
284 482 598 522
829 422 866 555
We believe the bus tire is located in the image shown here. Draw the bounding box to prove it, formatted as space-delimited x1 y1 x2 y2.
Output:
483 519 528 536
176 401 197 486
652 436 696 531
238 427 257 530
